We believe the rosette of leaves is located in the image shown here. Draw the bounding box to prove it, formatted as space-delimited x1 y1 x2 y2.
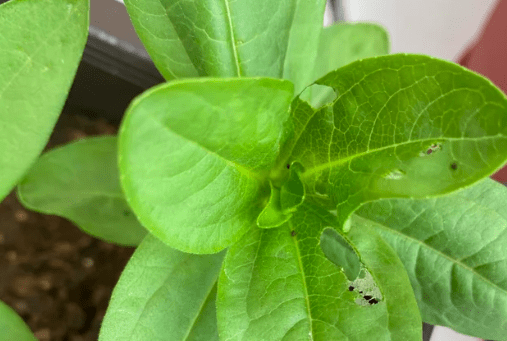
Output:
6 0 507 340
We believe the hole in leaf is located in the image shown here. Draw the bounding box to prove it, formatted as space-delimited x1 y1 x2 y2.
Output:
348 286 354 291
451 162 458 170
382 168 406 180
350 267 383 306
419 142 443 157
320 227 360 281
369 298 379 305
299 84 337 109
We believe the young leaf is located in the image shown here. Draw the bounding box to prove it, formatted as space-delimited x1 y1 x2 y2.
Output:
17 136 147 246
279 161 305 213
301 22 390 107
0 0 89 202
124 0 306 80
99 234 224 341
257 182 292 229
118 77 293 253
217 201 421 340
286 54 507 228
354 178 507 340
0 300 36 341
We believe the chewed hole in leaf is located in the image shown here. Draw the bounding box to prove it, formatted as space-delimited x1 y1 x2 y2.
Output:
299 84 337 109
349 267 383 306
419 142 443 157
382 168 406 180
320 227 360 281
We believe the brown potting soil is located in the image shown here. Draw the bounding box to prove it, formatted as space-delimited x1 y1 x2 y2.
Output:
0 113 135 341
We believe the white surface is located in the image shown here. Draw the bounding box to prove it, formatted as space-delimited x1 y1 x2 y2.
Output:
342 0 499 61
324 1 334 27
430 326 482 341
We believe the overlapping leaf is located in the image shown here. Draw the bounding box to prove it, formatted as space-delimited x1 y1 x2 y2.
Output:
355 178 507 340
125 0 325 82
217 200 421 340
0 0 89 202
301 22 390 107
0 300 35 341
283 54 507 228
282 0 327 94
118 77 293 253
313 22 390 83
99 234 224 341
17 136 147 246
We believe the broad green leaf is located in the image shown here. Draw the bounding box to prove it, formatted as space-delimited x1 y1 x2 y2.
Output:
99 234 224 341
125 0 319 80
302 22 390 107
17 136 147 246
217 201 421 340
282 0 327 94
285 54 507 228
0 0 89 202
118 77 293 253
257 182 292 229
0 300 36 341
354 178 507 340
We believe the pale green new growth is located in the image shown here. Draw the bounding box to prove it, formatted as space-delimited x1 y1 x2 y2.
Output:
119 78 294 253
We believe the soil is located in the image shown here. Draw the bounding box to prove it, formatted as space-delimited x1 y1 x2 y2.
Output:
0 113 135 341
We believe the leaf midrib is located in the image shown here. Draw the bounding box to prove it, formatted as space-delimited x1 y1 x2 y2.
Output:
183 280 218 341
288 219 314 340
223 0 241 77
301 135 506 178
357 214 507 297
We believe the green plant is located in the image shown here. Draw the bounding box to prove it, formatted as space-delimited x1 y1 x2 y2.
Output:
2 0 507 340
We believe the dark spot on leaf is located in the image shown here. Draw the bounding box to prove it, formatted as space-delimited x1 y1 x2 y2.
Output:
286 164 290 169
363 295 372 300
291 230 297 237
368 298 378 305
451 162 458 170
123 210 131 217
348 286 354 291
427 149 432 155
358 291 363 294
431 144 438 148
